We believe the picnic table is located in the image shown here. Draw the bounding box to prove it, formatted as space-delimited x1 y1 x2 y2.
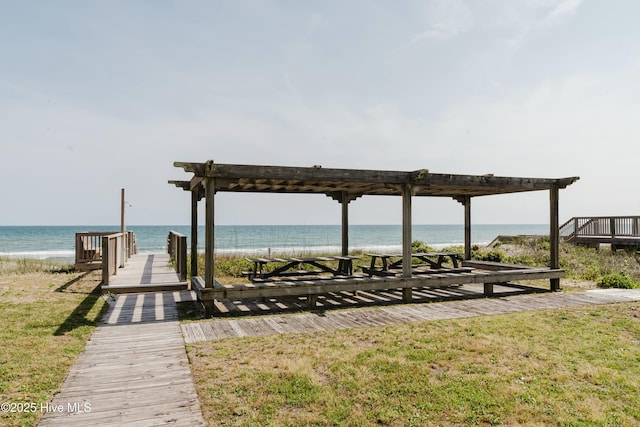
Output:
363 252 462 276
244 255 360 281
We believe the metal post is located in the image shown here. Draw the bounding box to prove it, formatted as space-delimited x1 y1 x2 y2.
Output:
120 188 125 234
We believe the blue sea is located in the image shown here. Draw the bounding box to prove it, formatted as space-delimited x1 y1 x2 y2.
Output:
0 224 549 262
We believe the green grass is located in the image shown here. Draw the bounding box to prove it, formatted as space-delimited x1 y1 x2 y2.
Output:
0 259 107 427
189 303 640 426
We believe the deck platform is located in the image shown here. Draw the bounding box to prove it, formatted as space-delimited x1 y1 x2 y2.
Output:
39 255 205 427
102 253 188 293
192 264 566 315
181 288 640 342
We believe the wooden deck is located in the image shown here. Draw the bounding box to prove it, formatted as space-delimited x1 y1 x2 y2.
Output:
39 256 205 427
181 288 640 343
193 264 566 315
102 253 188 293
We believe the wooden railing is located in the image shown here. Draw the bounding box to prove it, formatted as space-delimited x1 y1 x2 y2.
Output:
167 231 188 281
101 231 137 285
75 231 136 283
75 232 112 270
560 216 640 244
102 233 124 285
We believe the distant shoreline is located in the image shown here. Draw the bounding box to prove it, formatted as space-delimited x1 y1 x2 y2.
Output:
0 224 550 261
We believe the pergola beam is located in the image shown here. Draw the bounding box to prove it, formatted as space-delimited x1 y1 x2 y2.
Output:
171 161 579 297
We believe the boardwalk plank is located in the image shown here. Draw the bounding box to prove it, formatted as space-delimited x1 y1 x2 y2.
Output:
39 254 205 427
183 289 640 345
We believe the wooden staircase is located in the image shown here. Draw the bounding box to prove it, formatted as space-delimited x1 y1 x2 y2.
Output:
560 216 640 250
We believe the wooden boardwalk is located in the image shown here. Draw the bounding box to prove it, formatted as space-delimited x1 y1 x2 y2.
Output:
39 255 205 427
181 288 640 343
102 253 188 293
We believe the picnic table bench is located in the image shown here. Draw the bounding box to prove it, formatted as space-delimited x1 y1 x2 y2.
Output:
243 255 360 282
363 252 466 276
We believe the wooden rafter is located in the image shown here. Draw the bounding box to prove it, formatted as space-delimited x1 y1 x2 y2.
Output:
173 162 579 198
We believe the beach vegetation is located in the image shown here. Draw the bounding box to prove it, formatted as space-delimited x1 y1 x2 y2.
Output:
411 240 436 253
597 272 637 289
472 248 506 263
0 259 106 427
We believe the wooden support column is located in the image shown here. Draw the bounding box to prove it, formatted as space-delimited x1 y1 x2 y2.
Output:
341 192 349 256
550 185 560 291
402 183 413 303
204 177 215 288
484 283 494 296
307 295 317 310
190 189 199 285
464 196 472 260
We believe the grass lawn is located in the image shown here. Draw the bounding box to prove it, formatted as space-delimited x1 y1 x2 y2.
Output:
188 302 640 426
0 259 107 427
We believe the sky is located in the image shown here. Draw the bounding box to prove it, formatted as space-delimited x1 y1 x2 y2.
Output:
1 0 639 226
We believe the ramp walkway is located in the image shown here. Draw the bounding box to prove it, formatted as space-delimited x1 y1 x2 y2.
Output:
39 254 205 427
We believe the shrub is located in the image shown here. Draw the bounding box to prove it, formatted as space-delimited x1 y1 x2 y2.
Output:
580 266 601 281
473 249 505 263
412 240 436 253
597 272 636 289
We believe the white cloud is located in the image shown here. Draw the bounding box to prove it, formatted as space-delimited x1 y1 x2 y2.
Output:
545 0 583 23
411 0 475 43
505 0 583 47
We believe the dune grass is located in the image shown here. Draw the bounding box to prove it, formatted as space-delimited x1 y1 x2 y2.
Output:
0 258 107 427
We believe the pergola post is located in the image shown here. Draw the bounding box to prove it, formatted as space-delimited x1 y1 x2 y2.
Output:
550 184 560 291
190 188 199 284
204 177 215 288
402 183 412 302
464 196 472 260
341 191 349 256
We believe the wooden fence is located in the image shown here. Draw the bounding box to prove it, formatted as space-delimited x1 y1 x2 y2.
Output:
167 230 188 281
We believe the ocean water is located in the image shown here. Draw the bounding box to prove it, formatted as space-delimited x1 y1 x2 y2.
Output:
0 224 549 262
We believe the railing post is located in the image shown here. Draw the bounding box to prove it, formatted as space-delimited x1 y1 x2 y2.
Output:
610 217 616 238
180 235 187 281
102 236 110 285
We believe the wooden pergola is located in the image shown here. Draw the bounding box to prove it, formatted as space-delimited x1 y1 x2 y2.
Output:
171 161 579 315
